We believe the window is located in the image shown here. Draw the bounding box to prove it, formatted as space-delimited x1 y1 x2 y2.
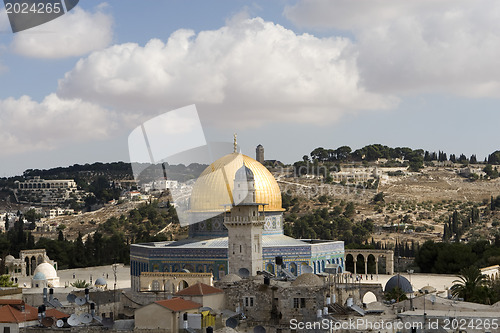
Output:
244 296 255 307
152 280 160 291
293 298 306 308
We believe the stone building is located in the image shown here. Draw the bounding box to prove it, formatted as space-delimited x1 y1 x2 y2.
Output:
5 249 57 278
134 298 201 332
175 282 225 310
256 144 265 164
14 176 81 206
215 273 330 331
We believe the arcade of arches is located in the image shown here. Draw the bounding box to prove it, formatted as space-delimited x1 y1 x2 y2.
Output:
139 272 213 293
344 249 394 275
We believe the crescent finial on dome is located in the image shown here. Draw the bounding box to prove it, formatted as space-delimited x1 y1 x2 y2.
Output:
233 133 237 153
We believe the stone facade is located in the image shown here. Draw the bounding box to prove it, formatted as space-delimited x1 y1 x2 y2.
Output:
135 272 213 293
216 274 329 331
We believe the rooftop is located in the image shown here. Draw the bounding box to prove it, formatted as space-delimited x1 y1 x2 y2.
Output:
154 298 201 312
134 234 342 249
175 283 223 296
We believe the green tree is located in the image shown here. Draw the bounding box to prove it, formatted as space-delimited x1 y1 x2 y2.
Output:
4 214 8 231
0 274 17 287
71 279 90 288
343 202 355 218
372 192 385 204
385 287 408 302
451 266 489 303
24 209 42 223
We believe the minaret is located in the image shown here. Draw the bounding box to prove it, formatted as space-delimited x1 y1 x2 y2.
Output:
224 164 265 277
256 144 264 163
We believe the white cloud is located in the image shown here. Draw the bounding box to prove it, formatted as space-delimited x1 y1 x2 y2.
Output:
11 6 113 59
57 17 396 127
285 0 500 97
0 8 10 32
0 94 117 155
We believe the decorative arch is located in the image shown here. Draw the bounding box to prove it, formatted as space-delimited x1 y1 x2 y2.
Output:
362 291 377 304
178 280 188 291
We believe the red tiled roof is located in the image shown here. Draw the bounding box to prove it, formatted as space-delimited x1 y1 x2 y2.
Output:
155 298 201 312
0 300 23 306
175 283 223 296
0 304 37 323
46 308 69 319
0 302 69 323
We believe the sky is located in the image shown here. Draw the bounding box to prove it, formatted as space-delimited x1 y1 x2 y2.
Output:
1 0 500 177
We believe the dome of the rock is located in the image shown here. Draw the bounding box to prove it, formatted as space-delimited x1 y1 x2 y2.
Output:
189 153 283 212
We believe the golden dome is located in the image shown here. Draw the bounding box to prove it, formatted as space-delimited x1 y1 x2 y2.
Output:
189 153 283 212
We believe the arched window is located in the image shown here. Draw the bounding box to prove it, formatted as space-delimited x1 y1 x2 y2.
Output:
151 280 160 291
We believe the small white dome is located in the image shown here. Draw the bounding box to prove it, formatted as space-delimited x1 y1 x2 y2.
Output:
95 278 107 286
33 263 57 279
33 272 47 280
5 255 15 261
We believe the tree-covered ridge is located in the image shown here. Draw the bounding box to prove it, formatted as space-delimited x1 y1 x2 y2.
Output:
98 201 182 242
18 161 207 183
282 194 373 245
415 239 500 274
0 201 181 270
305 144 500 164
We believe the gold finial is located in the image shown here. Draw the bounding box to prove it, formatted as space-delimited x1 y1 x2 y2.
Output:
233 133 237 153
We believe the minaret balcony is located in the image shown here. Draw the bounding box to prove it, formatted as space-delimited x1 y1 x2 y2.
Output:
224 216 265 225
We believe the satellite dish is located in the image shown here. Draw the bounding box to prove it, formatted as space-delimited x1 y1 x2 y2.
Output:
238 268 250 278
181 268 190 273
200 306 213 312
56 319 64 328
75 297 87 306
80 313 92 324
254 325 266 333
226 317 238 329
66 293 77 303
41 317 54 327
68 314 81 326
302 265 313 274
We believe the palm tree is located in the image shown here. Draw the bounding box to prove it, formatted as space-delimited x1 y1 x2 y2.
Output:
451 266 488 303
71 279 90 288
